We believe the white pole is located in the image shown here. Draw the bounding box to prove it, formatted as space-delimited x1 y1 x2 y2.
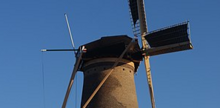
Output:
64 13 76 50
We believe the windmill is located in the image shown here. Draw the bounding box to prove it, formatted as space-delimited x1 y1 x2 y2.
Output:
42 0 193 108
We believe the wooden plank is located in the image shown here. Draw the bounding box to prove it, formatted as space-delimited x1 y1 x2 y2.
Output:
145 42 193 56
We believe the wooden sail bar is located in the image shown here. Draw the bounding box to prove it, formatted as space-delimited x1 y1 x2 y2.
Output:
136 0 156 108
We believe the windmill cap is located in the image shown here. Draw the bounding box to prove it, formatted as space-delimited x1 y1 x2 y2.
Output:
79 35 143 72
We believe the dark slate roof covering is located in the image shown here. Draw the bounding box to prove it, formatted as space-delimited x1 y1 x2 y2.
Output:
145 22 190 48
80 35 142 71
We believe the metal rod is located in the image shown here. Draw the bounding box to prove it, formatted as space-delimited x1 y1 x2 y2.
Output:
41 49 78 52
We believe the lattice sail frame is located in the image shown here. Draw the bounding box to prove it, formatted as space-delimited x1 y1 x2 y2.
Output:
128 0 141 37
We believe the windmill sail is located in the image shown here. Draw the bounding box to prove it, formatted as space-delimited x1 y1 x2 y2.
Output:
144 22 193 56
132 0 156 108
129 0 139 25
145 22 190 47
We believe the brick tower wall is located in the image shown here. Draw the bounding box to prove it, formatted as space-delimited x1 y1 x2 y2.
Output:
81 58 138 108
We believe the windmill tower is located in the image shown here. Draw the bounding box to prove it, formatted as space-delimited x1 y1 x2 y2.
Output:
42 0 193 108
79 36 142 108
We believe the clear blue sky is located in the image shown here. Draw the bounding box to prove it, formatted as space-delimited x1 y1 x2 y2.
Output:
0 0 219 108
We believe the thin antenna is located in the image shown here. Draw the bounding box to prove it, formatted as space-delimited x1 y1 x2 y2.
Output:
64 13 76 54
41 52 46 108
